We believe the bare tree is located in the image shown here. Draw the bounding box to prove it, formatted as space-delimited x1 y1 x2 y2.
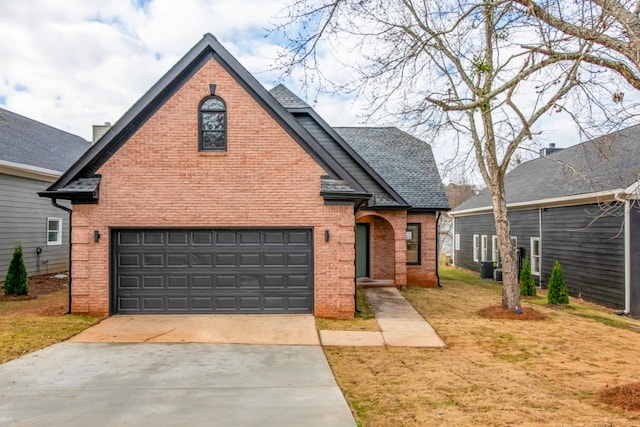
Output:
274 0 600 309
510 0 640 93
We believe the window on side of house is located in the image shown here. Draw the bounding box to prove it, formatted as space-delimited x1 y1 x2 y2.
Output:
492 235 499 264
530 237 541 276
481 235 488 262
473 234 480 262
406 223 421 265
47 217 62 246
454 233 460 251
199 96 227 151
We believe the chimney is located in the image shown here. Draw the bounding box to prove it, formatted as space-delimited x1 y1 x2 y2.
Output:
92 122 112 144
540 142 562 157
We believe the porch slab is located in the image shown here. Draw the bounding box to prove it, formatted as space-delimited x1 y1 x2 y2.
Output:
69 315 320 346
319 330 385 346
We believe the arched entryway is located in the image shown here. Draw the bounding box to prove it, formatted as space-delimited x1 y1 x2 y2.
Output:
356 214 396 281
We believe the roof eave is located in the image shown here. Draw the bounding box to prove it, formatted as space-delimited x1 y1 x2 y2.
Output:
450 189 625 216
0 159 62 182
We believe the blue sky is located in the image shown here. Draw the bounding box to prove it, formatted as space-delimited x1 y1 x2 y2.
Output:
0 0 609 183
0 0 366 140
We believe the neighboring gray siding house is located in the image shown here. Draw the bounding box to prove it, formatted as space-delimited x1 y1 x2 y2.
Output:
450 126 640 316
0 107 90 278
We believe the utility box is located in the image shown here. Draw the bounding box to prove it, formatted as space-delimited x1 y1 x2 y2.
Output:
480 261 494 279
494 268 503 281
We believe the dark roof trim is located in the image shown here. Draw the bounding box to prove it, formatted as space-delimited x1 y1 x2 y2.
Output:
408 208 450 214
46 34 368 197
38 189 99 203
320 190 372 200
292 108 409 207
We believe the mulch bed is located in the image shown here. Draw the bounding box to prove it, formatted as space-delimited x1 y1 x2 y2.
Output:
478 305 547 320
599 382 640 411
0 273 68 301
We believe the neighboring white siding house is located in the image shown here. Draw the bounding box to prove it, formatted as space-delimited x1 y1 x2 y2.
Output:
0 108 89 278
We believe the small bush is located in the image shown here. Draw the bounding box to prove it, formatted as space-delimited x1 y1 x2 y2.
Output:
519 258 537 296
547 260 568 305
4 245 28 295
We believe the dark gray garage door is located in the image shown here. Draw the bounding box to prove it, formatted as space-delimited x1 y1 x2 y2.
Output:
112 228 313 314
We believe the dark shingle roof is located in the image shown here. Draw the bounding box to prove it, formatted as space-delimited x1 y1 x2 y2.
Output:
454 124 640 212
334 127 449 210
0 107 90 172
269 84 311 109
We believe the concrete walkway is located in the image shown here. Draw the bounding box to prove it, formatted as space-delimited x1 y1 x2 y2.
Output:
319 287 446 348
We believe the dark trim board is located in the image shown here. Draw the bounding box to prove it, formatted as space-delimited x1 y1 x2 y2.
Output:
110 227 314 315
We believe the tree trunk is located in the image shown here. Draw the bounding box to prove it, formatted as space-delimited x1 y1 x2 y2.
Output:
490 187 520 310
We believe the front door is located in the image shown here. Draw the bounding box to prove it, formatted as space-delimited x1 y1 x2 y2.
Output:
355 223 369 278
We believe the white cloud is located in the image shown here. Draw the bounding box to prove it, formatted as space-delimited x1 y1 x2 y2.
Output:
1 0 621 186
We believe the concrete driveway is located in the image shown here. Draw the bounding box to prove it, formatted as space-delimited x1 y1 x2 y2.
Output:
0 342 356 426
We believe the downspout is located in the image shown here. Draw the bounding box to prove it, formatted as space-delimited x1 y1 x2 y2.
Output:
436 211 443 288
539 208 542 288
615 192 631 314
50 199 72 315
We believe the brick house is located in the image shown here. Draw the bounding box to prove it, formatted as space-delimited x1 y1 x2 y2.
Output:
40 34 448 318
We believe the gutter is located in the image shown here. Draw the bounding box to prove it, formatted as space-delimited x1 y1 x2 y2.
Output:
436 211 443 287
50 199 73 315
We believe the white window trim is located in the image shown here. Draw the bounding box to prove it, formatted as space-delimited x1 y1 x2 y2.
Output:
481 235 488 262
473 234 480 262
530 237 541 276
47 217 62 246
491 235 499 263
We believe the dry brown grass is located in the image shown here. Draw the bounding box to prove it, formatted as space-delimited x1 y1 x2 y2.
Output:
0 274 98 363
317 287 380 331
324 267 640 426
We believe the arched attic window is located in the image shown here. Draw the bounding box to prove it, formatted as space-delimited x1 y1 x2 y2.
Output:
199 96 227 151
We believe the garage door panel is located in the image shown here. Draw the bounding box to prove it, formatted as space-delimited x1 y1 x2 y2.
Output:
118 231 140 245
288 275 311 288
167 276 188 288
192 276 214 288
288 231 310 245
143 254 163 267
239 231 261 245
113 228 313 314
167 254 189 267
216 253 236 266
142 232 164 245
192 231 213 245
119 254 140 267
143 276 163 288
216 232 236 245
239 253 260 267
287 253 310 267
264 231 285 245
191 253 213 266
216 276 236 288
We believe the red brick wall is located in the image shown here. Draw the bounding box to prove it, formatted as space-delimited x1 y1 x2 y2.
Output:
407 213 438 287
70 58 356 319
356 210 407 286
